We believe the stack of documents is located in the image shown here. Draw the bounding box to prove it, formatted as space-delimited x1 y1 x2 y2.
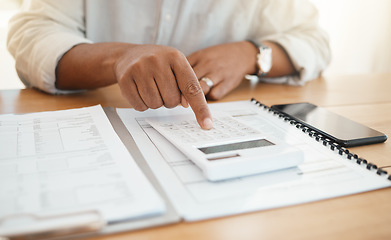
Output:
0 106 165 239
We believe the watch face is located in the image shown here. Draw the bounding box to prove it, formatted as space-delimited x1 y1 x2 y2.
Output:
259 47 272 74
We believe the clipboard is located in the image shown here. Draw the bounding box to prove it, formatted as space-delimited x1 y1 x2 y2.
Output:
0 107 180 240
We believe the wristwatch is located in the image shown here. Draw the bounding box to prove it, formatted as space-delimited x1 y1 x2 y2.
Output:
248 40 272 77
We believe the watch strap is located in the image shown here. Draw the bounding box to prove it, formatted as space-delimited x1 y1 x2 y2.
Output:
246 40 272 77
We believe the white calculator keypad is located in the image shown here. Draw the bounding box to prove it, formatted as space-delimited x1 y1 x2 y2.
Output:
147 114 304 181
157 117 261 143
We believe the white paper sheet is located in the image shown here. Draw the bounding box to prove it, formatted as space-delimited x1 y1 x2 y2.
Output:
117 101 391 221
0 105 165 227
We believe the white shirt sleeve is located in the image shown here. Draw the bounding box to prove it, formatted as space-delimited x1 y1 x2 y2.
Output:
7 0 91 94
253 0 331 85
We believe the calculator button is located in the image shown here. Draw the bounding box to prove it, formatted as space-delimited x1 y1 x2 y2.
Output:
243 129 260 134
233 132 246 137
195 132 208 137
160 123 173 127
227 128 238 133
215 134 230 139
183 124 196 129
185 128 199 133
167 126 180 130
210 129 223 135
198 136 214 141
215 124 230 130
214 121 224 126
183 138 197 143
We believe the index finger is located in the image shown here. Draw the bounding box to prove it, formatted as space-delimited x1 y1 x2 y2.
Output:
171 53 213 130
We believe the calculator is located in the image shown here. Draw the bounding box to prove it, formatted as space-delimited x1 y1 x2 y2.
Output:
146 114 304 181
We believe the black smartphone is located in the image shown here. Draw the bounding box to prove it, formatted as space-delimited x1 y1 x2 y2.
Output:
271 102 387 147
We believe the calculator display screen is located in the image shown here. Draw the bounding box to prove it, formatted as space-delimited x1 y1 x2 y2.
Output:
199 139 274 155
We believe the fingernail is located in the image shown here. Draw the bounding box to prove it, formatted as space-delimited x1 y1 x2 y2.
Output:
202 118 213 130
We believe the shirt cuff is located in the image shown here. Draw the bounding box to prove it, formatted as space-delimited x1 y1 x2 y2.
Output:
258 34 328 85
23 31 93 94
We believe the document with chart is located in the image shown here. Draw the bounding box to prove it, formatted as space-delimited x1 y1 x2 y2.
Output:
0 106 165 236
117 100 391 221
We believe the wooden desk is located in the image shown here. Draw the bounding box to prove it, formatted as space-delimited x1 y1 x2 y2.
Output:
1 74 391 240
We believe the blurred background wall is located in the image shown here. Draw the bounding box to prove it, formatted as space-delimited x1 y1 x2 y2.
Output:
0 0 391 90
310 0 391 76
0 0 23 89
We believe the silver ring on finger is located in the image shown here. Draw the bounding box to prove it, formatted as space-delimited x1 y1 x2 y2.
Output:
200 77 214 89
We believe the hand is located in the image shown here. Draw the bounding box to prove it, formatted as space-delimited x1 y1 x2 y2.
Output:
115 44 213 129
56 43 213 129
187 41 257 100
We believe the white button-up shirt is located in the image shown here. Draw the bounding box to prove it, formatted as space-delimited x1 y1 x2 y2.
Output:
7 0 330 94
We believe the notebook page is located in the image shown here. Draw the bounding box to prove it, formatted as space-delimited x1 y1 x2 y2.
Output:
117 101 391 221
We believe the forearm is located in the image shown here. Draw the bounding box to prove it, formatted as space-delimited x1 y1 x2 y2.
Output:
262 41 297 78
56 42 133 90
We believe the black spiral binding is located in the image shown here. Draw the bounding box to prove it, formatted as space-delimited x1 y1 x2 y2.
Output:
250 98 391 181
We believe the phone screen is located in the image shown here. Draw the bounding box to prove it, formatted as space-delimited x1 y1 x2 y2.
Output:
271 103 387 147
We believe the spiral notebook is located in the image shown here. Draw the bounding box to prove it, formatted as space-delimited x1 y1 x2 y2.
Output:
251 98 390 178
117 99 391 221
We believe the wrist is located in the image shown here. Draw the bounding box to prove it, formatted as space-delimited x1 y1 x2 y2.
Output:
108 43 136 81
56 42 135 89
240 41 259 75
